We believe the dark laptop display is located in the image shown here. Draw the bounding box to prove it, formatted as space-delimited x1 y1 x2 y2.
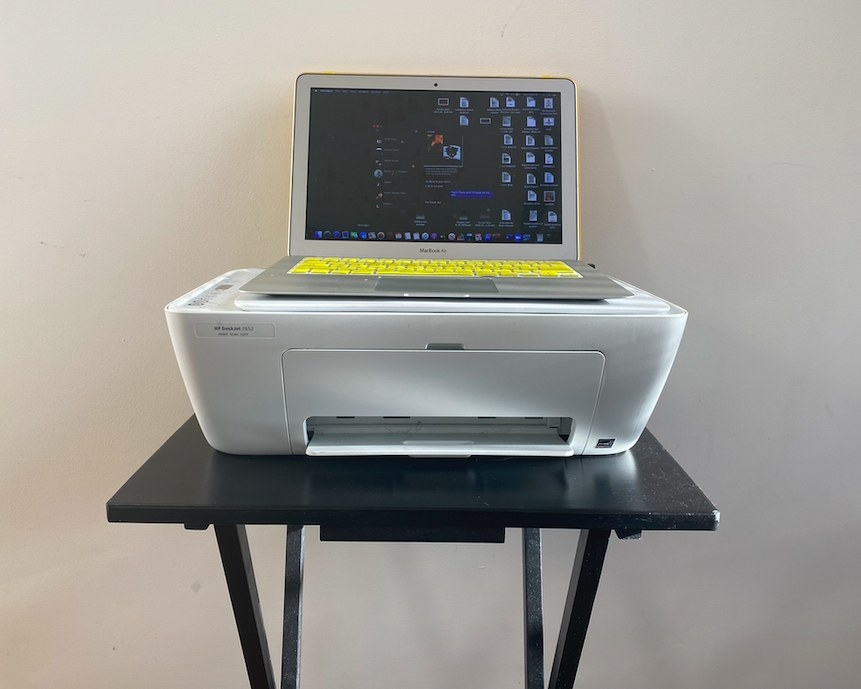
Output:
305 87 564 246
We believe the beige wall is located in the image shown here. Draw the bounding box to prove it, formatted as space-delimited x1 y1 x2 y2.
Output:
2 2 860 687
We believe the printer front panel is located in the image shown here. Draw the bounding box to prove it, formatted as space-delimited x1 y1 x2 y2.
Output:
281 348 606 455
273 308 686 456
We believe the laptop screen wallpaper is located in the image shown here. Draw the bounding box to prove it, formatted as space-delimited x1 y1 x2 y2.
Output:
305 87 563 245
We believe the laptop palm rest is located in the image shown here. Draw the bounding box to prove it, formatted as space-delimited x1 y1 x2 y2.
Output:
375 276 498 294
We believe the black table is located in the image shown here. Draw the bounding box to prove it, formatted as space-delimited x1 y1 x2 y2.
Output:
107 417 718 689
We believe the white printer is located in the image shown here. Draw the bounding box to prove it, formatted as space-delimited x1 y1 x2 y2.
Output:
165 269 686 457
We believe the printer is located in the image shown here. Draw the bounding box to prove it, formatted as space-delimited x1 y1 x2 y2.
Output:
165 269 686 457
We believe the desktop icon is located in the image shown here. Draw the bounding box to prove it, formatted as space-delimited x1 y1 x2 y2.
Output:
443 145 462 160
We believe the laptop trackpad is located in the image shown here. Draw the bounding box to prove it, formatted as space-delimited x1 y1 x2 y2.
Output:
374 277 499 294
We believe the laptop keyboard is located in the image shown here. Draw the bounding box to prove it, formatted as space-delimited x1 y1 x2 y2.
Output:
289 257 583 278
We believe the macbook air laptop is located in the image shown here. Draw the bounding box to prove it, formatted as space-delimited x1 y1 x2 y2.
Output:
240 73 631 300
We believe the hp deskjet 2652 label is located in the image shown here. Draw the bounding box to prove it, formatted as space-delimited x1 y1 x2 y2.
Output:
194 324 275 339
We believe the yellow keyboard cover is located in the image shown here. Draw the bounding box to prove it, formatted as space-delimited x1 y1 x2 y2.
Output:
289 257 582 278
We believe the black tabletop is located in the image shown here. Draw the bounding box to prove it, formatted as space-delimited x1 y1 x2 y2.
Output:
107 417 717 531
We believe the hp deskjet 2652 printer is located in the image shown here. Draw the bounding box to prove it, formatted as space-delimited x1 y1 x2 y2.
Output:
166 269 686 457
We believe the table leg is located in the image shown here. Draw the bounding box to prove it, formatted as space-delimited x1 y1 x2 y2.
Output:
281 525 305 689
548 529 611 689
522 528 545 689
214 525 277 689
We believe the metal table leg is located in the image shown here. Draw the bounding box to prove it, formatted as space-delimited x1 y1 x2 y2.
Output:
522 528 545 689
214 525 277 689
548 529 611 689
282 526 305 689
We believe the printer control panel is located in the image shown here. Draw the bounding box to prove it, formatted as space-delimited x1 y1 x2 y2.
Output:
176 270 260 311
186 282 237 308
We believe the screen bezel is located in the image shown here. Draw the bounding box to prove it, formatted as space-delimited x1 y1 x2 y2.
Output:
287 73 579 261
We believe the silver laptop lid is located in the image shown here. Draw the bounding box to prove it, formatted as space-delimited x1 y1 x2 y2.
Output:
287 73 579 261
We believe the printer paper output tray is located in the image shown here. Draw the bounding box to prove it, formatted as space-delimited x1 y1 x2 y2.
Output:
305 419 575 457
306 431 571 457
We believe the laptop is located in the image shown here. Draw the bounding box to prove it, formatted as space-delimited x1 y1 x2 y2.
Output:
239 73 631 300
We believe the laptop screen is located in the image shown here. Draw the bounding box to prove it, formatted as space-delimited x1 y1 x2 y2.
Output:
306 88 563 245
288 75 579 261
